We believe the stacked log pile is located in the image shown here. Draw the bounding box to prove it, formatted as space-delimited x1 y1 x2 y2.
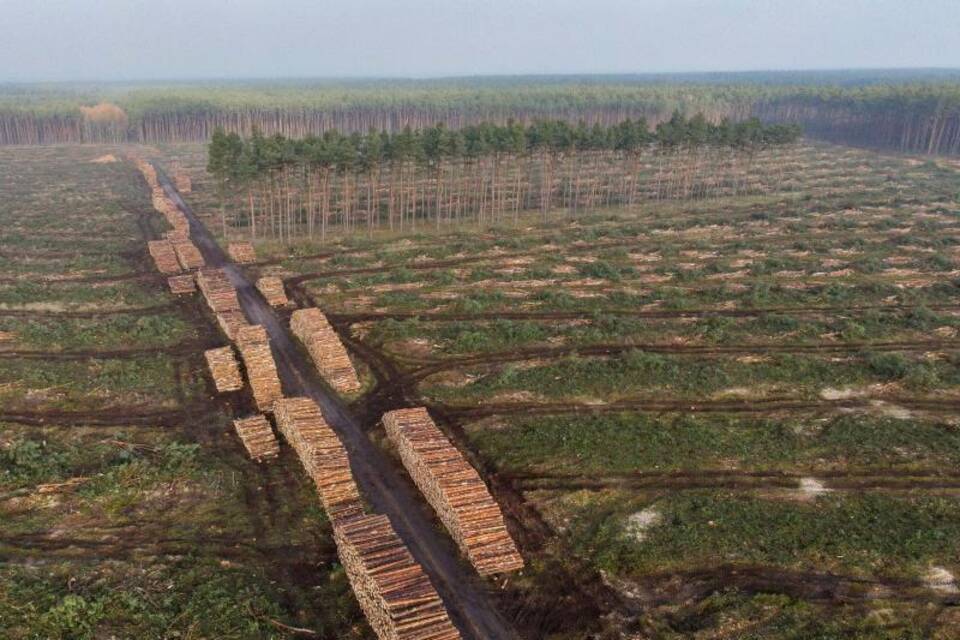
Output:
228 242 257 264
147 240 182 274
204 346 244 393
167 274 196 295
232 415 279 461
273 397 364 521
134 159 158 188
164 228 190 242
216 310 250 340
382 408 523 576
256 276 288 307
172 239 205 270
163 207 190 234
235 325 283 412
290 308 361 394
334 514 462 640
197 268 240 313
174 172 192 194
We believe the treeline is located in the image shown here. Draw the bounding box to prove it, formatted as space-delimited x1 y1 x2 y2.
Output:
2 76 957 154
206 114 801 241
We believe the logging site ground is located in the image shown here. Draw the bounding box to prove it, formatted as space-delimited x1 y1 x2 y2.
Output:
3 131 960 638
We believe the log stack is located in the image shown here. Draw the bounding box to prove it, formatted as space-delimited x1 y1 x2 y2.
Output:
163 207 190 234
135 160 158 188
174 172 192 194
256 276 288 307
164 228 190 242
167 274 196 295
204 346 244 393
172 239 205 270
334 513 462 640
382 407 524 576
196 268 240 313
290 308 361 394
228 242 257 264
216 310 250 340
232 415 279 461
147 240 182 274
273 397 364 521
235 325 283 412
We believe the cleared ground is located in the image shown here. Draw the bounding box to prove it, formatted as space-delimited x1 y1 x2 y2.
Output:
158 141 960 639
0 146 366 639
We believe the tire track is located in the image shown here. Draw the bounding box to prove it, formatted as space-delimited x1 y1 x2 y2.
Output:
394 338 960 382
328 302 960 326
0 339 219 361
433 396 960 419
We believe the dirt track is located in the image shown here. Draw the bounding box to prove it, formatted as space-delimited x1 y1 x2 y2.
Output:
433 395 960 419
159 170 520 640
327 302 960 326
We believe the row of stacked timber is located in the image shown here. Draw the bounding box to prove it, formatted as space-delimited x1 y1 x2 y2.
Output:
196 268 241 313
133 158 158 189
290 307 361 393
256 276 289 307
334 514 463 640
147 240 181 274
172 239 205 270
273 397 364 521
167 274 196 295
228 241 257 264
234 325 284 412
273 397 460 640
383 407 524 576
232 415 280 461
204 346 244 392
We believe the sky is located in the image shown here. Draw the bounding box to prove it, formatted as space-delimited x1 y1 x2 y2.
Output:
0 0 958 82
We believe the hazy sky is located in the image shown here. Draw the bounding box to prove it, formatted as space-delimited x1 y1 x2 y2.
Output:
1 0 958 81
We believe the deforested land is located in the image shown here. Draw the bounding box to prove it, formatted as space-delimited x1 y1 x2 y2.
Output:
2 70 960 640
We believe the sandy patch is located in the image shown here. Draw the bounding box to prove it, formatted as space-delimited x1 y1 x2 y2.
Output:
623 507 661 542
798 477 831 499
924 567 959 594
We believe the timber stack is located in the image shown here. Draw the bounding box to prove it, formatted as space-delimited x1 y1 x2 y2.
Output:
147 240 182 274
273 397 364 521
204 346 244 393
290 307 361 394
216 310 250 340
256 276 288 307
197 268 240 313
174 172 192 194
382 407 524 576
234 325 283 412
167 274 196 295
228 242 257 264
232 415 279 461
172 239 205 270
334 514 463 640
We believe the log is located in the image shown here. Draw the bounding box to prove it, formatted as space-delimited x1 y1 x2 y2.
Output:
289 308 361 394
232 414 279 461
256 276 288 307
167 274 196 295
228 242 257 264
172 239 205 270
273 397 364 521
382 407 523 576
147 240 181 275
334 514 462 640
204 346 243 392
196 268 240 313
235 325 283 412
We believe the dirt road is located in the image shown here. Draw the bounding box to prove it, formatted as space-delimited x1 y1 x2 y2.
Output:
158 171 519 640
